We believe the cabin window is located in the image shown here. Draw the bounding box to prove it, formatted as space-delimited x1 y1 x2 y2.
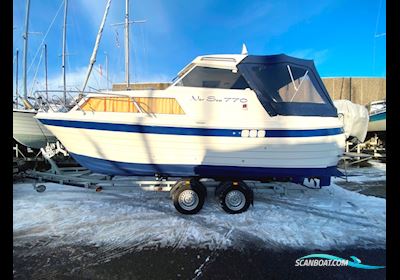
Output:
241 64 326 104
175 66 249 89
81 97 185 114
237 56 337 117
276 67 324 103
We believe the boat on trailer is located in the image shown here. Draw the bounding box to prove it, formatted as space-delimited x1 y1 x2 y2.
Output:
36 53 345 214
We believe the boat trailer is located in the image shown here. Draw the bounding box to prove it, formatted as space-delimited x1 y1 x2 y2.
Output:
19 143 319 215
24 168 179 192
23 165 309 215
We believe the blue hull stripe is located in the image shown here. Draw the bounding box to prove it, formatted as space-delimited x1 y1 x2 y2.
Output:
38 118 343 138
369 112 386 122
69 152 342 186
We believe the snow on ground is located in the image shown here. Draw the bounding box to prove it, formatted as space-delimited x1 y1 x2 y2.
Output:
13 162 385 251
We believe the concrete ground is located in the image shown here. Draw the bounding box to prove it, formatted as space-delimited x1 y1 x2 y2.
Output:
335 180 386 198
335 160 386 198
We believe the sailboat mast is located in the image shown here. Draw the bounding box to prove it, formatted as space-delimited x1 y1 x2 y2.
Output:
15 50 19 108
111 1 145 90
44 44 48 101
105 52 109 90
22 0 30 106
81 0 112 93
125 0 130 89
62 0 68 105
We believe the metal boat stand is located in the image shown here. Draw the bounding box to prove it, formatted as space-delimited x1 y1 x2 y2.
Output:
13 142 44 160
337 149 373 182
13 143 45 175
345 137 386 161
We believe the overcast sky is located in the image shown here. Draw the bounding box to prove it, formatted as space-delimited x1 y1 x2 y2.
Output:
13 0 386 94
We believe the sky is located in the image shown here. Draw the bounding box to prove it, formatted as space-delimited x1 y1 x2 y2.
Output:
13 0 386 95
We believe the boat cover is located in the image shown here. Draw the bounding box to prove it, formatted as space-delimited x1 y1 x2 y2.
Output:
237 54 338 117
333 99 369 142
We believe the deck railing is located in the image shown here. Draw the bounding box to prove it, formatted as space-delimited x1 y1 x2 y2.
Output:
30 89 156 117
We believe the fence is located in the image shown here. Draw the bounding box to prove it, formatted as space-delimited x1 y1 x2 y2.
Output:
321 77 386 105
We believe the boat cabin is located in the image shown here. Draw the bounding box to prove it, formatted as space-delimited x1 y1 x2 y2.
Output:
80 54 338 118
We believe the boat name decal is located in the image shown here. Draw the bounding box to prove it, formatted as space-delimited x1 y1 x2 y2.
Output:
192 96 248 103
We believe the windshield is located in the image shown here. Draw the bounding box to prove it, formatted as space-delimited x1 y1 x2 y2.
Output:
175 66 249 89
237 55 338 117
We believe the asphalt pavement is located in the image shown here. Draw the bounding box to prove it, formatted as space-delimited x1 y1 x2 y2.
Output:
13 244 386 280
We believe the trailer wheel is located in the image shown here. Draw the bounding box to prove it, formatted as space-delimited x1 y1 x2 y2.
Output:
170 178 207 198
34 184 46 193
217 181 252 214
172 180 206 215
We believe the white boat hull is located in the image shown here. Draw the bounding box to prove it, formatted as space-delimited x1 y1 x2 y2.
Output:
13 109 57 149
37 112 345 185
35 53 346 186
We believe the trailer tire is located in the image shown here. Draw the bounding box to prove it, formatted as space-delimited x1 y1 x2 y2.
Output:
171 178 207 198
217 181 252 214
172 183 205 215
34 184 46 193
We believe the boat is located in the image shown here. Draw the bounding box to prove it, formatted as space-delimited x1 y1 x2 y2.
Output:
363 99 386 157
36 53 346 185
13 109 57 149
13 49 54 150
333 99 369 143
13 0 66 150
35 0 346 215
367 100 386 132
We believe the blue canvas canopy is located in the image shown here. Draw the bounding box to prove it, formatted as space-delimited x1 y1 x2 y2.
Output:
237 54 338 117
